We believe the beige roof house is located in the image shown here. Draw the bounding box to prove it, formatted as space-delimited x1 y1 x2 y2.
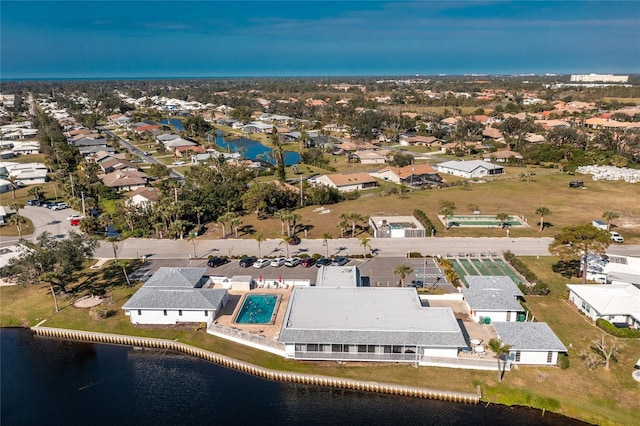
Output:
314 172 378 192
101 170 148 191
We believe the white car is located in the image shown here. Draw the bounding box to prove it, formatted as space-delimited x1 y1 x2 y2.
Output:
50 202 68 211
270 257 286 267
66 214 81 221
172 160 185 166
610 231 624 243
284 257 301 267
253 258 270 268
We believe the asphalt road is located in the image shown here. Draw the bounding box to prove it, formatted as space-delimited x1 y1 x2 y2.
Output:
94 235 556 261
97 126 183 180
1 205 80 246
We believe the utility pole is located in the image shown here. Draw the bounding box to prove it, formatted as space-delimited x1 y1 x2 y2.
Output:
81 191 86 216
300 176 304 207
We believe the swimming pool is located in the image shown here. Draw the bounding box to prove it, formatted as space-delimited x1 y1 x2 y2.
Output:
235 294 280 324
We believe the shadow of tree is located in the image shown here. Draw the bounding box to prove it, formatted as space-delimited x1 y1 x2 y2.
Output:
552 259 581 278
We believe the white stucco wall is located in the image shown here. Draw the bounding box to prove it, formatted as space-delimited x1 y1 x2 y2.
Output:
472 310 520 323
423 347 458 358
568 291 599 321
127 308 215 325
510 350 558 365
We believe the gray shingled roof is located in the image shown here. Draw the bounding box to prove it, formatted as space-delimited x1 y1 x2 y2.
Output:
143 267 207 288
122 287 227 310
493 322 567 352
437 160 503 173
278 287 466 347
463 276 524 311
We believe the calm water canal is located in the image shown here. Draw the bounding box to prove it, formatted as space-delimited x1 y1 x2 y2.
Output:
1 328 589 426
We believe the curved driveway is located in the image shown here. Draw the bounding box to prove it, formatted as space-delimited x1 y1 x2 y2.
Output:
1 205 80 246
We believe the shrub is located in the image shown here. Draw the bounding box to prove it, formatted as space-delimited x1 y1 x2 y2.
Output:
518 282 551 295
558 353 570 369
408 252 423 258
413 209 436 235
503 250 540 287
596 318 640 338
311 253 322 259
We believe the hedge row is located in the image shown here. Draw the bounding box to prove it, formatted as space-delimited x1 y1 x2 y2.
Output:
413 209 436 235
503 250 538 283
596 318 640 338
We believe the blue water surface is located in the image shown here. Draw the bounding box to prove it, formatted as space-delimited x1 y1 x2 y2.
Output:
216 131 300 165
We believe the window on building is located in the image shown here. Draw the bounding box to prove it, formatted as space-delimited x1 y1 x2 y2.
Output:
332 344 343 353
547 351 553 363
163 310 167 316
178 310 182 316
515 351 521 362
383 346 392 354
367 345 376 353
581 301 591 313
137 309 142 315
392 345 402 354
358 345 367 353
204 310 208 316
307 344 319 352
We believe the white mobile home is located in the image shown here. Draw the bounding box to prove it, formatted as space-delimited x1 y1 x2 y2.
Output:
462 276 525 323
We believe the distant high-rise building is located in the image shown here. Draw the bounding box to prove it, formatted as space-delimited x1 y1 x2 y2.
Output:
570 74 629 83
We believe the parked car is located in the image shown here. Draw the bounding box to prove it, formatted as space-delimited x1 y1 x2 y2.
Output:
610 231 624 243
66 214 81 221
284 257 301 267
316 258 332 267
300 257 316 268
172 160 185 166
41 201 54 209
409 279 425 288
331 256 349 266
51 202 68 211
70 218 81 226
270 257 286 267
27 199 40 206
253 258 270 268
239 256 256 267
207 257 228 267
569 180 584 188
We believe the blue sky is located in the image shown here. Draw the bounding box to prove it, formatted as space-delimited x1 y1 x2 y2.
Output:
2 1 639 78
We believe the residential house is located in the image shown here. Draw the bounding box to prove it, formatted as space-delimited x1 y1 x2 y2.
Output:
279 287 467 363
462 276 525 323
482 150 523 163
567 283 640 329
122 267 229 325
436 160 504 179
11 141 40 155
101 170 148 191
3 162 48 185
128 186 161 209
352 150 387 164
369 164 441 187
314 172 378 192
399 135 438 146
100 158 139 174
493 322 567 366
242 121 273 134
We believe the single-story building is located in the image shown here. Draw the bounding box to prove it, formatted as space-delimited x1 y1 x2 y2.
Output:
279 287 467 363
4 162 48 185
315 266 362 287
369 215 426 238
101 170 148 191
122 267 229 325
482 150 523 163
127 186 161 208
437 160 504 179
369 164 441 187
567 283 640 329
462 276 525 323
314 172 378 192
242 121 273 133
493 322 567 366
352 150 387 164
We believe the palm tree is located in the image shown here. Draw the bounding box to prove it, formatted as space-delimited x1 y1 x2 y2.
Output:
439 201 457 230
255 233 266 258
337 219 349 238
602 211 619 230
359 236 371 257
188 234 197 259
393 264 414 287
322 232 332 258
27 185 45 202
488 338 513 382
230 217 243 238
279 237 292 258
6 175 19 199
535 206 550 232
495 212 510 229
193 205 206 229
9 214 27 238
274 209 287 235
216 212 235 239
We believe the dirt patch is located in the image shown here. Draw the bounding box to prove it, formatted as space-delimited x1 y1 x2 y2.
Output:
73 295 103 308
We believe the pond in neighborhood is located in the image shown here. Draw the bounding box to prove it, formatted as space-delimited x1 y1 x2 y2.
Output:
215 130 300 165
159 118 184 131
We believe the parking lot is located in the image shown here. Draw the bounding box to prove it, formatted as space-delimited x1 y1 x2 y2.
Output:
131 256 454 292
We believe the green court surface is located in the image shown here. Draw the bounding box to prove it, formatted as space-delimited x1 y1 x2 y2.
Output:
447 257 524 286
470 258 492 275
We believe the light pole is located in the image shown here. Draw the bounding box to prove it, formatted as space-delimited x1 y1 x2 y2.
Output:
81 191 86 216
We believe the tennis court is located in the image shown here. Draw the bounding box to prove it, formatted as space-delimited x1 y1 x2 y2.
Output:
448 256 523 286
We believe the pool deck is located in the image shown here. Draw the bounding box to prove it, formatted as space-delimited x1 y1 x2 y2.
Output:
214 288 292 340
438 215 530 228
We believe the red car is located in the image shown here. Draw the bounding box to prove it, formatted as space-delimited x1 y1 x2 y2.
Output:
70 218 81 226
